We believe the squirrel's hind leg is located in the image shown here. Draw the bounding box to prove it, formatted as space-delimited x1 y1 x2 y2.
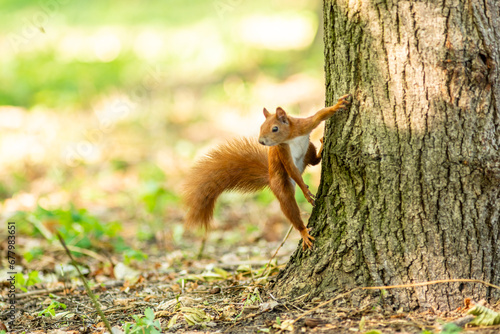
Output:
269 176 314 250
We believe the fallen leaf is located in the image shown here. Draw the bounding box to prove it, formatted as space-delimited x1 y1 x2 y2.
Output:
167 314 179 329
260 301 279 312
158 296 197 310
280 319 294 331
180 307 212 326
113 262 140 281
210 287 221 294
305 317 326 328
468 304 500 326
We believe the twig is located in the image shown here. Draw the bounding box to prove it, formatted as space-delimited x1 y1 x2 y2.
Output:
362 279 500 291
102 305 138 314
262 225 293 277
14 281 124 300
279 278 500 333
224 307 274 333
14 287 66 300
197 236 206 260
276 288 362 333
56 233 113 333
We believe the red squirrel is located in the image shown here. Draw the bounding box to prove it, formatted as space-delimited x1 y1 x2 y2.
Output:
183 94 351 249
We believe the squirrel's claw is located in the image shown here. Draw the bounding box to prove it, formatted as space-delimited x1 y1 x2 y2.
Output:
304 189 315 206
301 228 315 250
336 94 351 110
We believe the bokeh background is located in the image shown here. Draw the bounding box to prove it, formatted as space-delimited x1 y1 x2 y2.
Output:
1 0 328 261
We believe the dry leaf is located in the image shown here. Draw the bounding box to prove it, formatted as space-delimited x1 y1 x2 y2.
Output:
157 296 197 310
210 286 221 294
468 305 500 326
180 307 212 326
260 301 279 312
167 314 179 329
279 319 294 331
305 317 326 328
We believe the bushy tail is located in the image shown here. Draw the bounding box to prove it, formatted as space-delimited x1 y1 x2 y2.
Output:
183 138 269 229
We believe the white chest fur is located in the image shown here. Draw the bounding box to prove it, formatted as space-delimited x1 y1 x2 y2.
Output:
286 135 310 173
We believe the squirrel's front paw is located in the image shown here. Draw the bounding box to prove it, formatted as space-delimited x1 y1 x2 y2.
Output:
300 228 315 250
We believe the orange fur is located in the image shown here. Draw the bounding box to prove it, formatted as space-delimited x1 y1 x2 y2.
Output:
183 138 269 229
183 94 351 249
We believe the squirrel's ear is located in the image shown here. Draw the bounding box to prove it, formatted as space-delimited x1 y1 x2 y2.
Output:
276 107 288 124
263 108 271 118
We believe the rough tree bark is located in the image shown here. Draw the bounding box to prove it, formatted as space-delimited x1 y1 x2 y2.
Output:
272 0 500 310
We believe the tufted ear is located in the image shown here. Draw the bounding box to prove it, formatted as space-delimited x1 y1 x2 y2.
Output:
276 107 288 124
263 108 271 118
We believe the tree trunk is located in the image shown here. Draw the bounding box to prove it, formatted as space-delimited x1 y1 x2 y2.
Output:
272 0 500 311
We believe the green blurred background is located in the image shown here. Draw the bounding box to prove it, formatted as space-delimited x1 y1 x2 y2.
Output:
0 0 327 256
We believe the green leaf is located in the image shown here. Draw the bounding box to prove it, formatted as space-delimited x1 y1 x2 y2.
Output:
144 308 155 321
419 330 433 334
441 322 463 334
213 267 229 279
15 273 26 290
27 270 41 285
123 323 132 334
467 305 500 326
236 264 252 273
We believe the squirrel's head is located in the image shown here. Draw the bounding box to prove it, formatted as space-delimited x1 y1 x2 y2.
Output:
258 107 291 146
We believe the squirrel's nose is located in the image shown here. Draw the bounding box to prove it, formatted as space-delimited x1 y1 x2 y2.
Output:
259 139 266 145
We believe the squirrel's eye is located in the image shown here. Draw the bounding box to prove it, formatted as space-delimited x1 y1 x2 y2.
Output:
272 126 279 133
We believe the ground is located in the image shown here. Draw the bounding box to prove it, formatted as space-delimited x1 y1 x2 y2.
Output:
5 233 500 333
